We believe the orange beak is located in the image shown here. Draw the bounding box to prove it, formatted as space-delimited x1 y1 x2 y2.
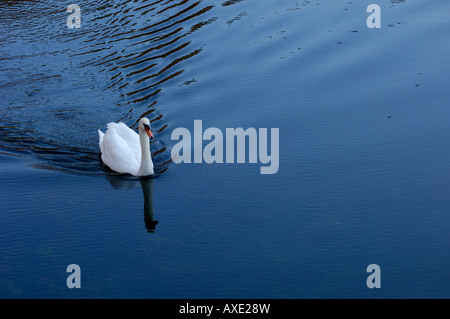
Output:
145 125 154 139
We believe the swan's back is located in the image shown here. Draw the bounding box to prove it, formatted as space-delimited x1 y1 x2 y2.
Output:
98 122 141 175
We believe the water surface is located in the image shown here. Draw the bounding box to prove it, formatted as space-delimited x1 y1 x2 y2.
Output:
1 0 449 298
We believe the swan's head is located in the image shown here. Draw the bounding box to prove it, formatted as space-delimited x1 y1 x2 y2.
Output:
139 117 154 139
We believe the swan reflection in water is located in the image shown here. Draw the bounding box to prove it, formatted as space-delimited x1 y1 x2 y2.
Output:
105 175 158 233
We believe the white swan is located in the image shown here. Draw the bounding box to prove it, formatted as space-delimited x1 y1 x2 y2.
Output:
98 117 154 176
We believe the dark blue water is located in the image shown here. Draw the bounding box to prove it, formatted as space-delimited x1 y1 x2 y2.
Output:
1 0 449 298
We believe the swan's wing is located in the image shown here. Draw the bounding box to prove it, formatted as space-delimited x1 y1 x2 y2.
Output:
106 122 141 163
100 123 140 175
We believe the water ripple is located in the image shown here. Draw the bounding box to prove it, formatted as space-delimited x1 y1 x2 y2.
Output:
0 0 217 175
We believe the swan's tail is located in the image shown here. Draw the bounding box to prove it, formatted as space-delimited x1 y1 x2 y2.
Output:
98 129 105 147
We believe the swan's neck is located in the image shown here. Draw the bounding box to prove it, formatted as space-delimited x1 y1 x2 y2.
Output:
137 129 154 176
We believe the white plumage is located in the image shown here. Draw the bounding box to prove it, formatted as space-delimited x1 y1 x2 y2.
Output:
98 118 154 176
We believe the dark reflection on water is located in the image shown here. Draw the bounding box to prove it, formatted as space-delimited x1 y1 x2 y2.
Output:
106 174 158 232
141 178 158 232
